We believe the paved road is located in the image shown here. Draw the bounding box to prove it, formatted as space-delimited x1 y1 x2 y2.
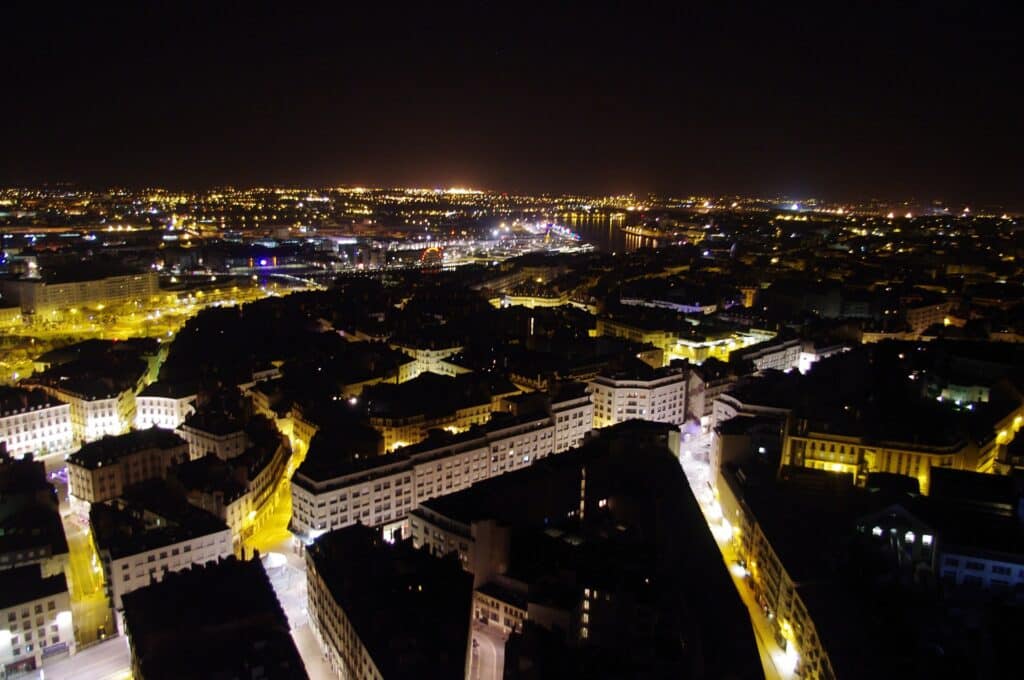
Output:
678 433 792 680
471 621 505 680
41 635 130 680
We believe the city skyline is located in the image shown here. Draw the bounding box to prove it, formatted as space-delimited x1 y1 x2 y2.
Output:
2 3 1023 678
1 3 1021 207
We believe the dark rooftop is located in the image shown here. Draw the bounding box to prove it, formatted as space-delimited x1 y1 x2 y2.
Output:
0 385 62 415
122 556 306 680
0 564 68 610
68 428 187 470
91 482 229 560
307 524 473 679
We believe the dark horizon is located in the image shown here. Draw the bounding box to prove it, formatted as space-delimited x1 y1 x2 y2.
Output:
1 2 1020 208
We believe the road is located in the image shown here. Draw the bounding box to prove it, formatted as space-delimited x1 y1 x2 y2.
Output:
44 456 117 646
40 635 130 680
260 538 334 680
471 621 505 680
678 432 793 680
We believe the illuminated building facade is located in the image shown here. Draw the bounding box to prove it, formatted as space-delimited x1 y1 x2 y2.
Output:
176 414 249 460
91 495 232 610
34 382 137 444
0 567 75 675
0 271 158 315
134 383 197 431
588 365 686 428
387 340 466 380
0 389 73 459
783 430 999 495
306 525 472 680
67 429 189 504
291 390 592 543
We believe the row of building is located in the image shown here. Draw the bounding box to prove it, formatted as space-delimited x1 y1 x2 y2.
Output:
305 421 762 679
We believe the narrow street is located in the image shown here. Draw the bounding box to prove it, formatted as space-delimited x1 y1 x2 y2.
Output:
678 431 794 680
470 621 506 680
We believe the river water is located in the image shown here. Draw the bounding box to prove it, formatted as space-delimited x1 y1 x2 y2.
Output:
550 211 663 253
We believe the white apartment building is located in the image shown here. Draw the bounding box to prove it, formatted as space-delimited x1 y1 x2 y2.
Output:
134 384 197 430
798 344 849 375
0 567 75 674
33 382 137 445
387 341 466 380
67 429 189 504
176 415 249 460
906 301 952 334
292 416 552 542
731 338 802 372
0 271 158 315
551 388 594 452
291 391 592 543
91 502 233 611
589 366 686 429
939 550 1024 589
0 389 73 459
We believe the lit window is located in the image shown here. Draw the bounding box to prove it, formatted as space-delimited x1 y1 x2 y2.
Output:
904 531 916 544
922 534 933 546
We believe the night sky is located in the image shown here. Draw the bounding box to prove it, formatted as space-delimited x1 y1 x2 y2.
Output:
1 2 1020 206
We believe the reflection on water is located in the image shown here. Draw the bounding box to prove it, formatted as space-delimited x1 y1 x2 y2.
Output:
554 211 661 253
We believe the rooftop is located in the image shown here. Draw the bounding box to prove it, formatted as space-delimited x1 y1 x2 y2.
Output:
122 556 306 680
0 564 68 610
68 428 187 470
91 482 229 560
307 524 473 679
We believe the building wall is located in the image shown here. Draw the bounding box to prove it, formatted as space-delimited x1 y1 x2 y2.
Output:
784 432 971 494
306 557 383 680
0 403 73 459
388 344 465 381
0 588 74 673
103 529 233 610
906 302 952 334
176 424 248 460
292 415 572 542
37 385 136 444
1 272 159 314
552 396 594 452
715 469 834 680
68 442 189 504
589 373 686 429
134 395 196 430
939 551 1024 590
473 590 526 634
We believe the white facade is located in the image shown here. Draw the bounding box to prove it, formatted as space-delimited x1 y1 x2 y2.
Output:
552 392 594 452
176 422 248 461
0 272 158 314
388 343 465 380
102 529 233 610
135 394 196 430
36 384 136 444
0 577 74 674
0 401 73 459
307 561 383 680
589 371 686 429
797 344 849 375
939 551 1024 590
734 338 802 372
291 398 589 542
67 432 189 504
